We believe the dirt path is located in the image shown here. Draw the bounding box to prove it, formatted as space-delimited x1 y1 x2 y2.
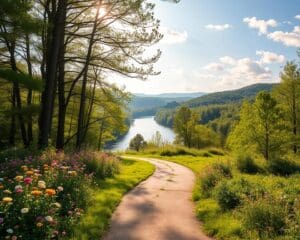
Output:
103 157 212 240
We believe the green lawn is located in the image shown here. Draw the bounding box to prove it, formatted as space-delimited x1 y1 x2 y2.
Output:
71 158 155 239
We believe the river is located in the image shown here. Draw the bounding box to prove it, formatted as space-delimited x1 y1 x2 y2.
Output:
111 116 176 151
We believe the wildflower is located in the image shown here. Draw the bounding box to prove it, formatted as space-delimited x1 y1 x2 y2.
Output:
51 202 61 208
0 217 3 224
38 181 46 189
57 186 63 192
3 190 12 194
36 222 43 228
14 176 23 182
45 216 53 222
21 165 28 171
45 189 56 196
15 185 22 190
31 190 42 196
25 170 34 176
23 177 32 185
2 197 13 203
67 170 77 176
6 228 13 234
21 208 29 214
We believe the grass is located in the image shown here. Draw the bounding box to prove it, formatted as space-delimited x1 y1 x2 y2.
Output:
71 158 155 239
124 146 300 240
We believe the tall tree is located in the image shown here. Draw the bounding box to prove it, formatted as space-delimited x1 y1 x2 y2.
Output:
274 61 300 153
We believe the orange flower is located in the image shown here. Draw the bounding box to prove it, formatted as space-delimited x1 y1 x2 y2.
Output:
25 170 34 176
45 189 56 196
31 190 42 196
14 176 23 182
0 184 4 189
21 165 28 171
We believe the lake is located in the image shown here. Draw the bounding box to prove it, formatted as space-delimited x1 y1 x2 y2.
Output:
111 116 176 151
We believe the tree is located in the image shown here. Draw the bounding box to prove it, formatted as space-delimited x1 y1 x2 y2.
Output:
173 106 193 147
129 134 147 151
227 92 285 160
274 61 300 153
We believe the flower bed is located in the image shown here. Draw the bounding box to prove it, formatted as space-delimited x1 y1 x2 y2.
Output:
0 150 120 239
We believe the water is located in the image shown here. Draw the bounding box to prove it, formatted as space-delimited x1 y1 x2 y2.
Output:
111 116 176 151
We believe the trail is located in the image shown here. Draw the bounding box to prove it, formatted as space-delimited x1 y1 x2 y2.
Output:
103 157 212 240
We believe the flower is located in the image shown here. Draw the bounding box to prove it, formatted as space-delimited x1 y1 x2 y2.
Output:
14 176 23 182
11 236 17 240
31 190 42 196
0 217 3 224
24 177 32 185
21 165 28 171
25 170 34 176
51 202 61 208
45 189 56 196
2 197 13 203
45 216 53 222
0 184 4 189
67 170 77 176
15 185 22 190
3 189 11 194
6 228 13 234
36 222 43 228
38 180 46 189
57 186 64 192
21 208 29 214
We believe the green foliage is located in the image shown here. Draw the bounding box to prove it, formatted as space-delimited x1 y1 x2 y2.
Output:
267 158 300 176
214 181 241 210
129 134 147 151
241 198 287 238
236 154 260 174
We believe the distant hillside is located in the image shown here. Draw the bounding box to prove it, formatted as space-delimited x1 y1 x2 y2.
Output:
187 83 277 108
134 92 205 99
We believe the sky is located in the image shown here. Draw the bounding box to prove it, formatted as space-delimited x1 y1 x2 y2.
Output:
109 0 300 94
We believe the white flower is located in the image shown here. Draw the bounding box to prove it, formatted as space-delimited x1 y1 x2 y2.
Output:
6 228 13 234
51 202 61 208
21 208 29 214
38 180 46 189
57 186 63 192
45 216 53 222
15 185 23 190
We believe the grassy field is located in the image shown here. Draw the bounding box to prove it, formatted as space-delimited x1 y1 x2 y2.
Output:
72 158 155 239
124 145 300 240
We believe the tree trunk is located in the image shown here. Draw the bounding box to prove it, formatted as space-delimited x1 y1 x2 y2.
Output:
39 0 67 148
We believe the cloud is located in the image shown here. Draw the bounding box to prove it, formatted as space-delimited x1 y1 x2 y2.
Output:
160 27 188 44
295 15 300 20
219 56 236 65
267 27 300 47
205 24 232 31
243 17 277 34
256 50 285 64
203 63 224 71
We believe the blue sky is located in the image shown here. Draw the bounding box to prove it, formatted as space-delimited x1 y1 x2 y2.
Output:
111 0 300 94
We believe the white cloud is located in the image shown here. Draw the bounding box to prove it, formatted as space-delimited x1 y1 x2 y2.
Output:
243 17 277 34
219 56 236 65
160 27 188 44
295 15 300 20
256 50 285 64
267 27 300 47
205 24 232 31
203 63 224 71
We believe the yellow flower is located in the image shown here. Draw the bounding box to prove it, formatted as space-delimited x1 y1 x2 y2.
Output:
38 181 46 189
36 222 43 228
45 189 56 196
14 176 23 182
21 165 28 171
3 190 12 194
2 197 13 203
31 190 42 197
67 171 77 176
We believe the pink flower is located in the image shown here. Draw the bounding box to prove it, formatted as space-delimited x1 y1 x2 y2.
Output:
0 217 3 224
23 177 32 185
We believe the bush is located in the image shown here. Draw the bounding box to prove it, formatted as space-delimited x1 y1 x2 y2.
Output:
236 154 260 174
241 198 287 238
208 148 224 156
160 147 196 157
214 181 241 210
268 158 300 176
199 163 232 197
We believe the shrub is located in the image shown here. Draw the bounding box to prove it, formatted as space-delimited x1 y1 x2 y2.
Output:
199 163 232 197
160 147 196 156
241 198 287 238
214 181 240 210
236 154 260 174
268 158 300 176
208 148 224 156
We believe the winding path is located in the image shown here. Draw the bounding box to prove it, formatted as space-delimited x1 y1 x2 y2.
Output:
103 157 212 240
